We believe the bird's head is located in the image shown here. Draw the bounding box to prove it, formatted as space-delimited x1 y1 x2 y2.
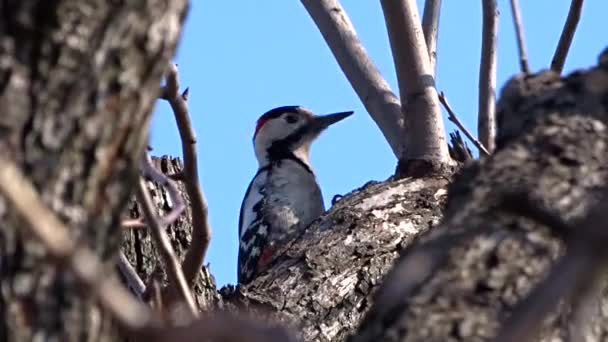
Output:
252 106 353 168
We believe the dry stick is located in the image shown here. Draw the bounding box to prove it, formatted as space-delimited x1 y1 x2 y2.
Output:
301 0 404 158
0 158 298 342
551 0 584 74
439 92 490 156
117 251 147 300
422 0 442 76
141 153 186 227
509 0 531 74
479 0 498 154
161 63 212 288
0 158 153 332
121 154 187 230
122 218 147 229
136 178 198 317
380 0 450 162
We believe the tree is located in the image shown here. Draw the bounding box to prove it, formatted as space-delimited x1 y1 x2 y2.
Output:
2 1 606 342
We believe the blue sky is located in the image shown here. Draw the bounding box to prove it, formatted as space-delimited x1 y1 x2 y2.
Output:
149 1 607 287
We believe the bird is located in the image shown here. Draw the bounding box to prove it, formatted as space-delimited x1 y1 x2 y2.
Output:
237 105 353 285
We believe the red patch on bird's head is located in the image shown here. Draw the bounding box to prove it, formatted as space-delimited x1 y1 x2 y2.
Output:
254 106 301 139
254 116 270 138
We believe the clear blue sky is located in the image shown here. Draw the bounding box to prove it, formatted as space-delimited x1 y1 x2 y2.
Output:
149 1 606 287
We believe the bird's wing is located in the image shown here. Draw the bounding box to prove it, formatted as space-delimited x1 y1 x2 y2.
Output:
237 169 270 284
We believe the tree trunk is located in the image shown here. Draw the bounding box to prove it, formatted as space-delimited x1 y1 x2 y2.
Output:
352 63 608 341
0 1 188 341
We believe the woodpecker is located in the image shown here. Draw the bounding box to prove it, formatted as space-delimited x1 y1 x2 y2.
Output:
238 105 353 285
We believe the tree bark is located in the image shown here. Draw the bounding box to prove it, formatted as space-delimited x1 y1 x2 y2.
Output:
0 1 188 341
353 59 608 341
121 156 218 309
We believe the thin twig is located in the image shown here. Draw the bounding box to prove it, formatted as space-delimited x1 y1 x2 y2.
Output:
422 0 442 76
551 0 584 74
0 157 153 331
439 91 490 156
161 63 212 288
117 252 146 300
136 177 198 317
479 0 498 154
121 155 186 230
141 153 186 227
380 0 450 163
0 157 299 342
122 218 147 229
301 0 403 158
509 0 531 73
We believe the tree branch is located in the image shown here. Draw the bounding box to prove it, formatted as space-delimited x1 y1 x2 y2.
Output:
141 153 186 227
380 0 450 166
551 0 584 74
0 161 299 341
136 177 198 317
301 0 403 158
479 0 498 154
117 251 146 300
0 157 152 332
161 63 212 289
439 91 490 156
509 0 531 74
422 0 442 76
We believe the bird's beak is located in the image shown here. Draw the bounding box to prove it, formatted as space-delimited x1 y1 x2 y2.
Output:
311 111 354 131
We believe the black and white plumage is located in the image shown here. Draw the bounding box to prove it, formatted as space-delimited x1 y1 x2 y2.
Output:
238 106 353 285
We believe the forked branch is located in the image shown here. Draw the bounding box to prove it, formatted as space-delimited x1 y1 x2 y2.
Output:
380 0 450 165
136 177 198 317
301 0 404 158
161 63 212 289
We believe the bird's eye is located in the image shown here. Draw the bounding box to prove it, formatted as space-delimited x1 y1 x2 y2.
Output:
284 114 298 124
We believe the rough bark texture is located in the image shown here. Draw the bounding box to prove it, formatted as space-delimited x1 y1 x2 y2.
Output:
353 60 608 341
220 175 451 341
0 2 188 341
121 156 218 309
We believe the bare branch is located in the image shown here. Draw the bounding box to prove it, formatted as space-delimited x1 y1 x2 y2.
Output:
161 63 212 288
479 0 498 154
0 157 152 332
141 153 186 227
551 0 584 74
301 0 403 158
422 0 442 75
509 0 531 73
122 218 147 229
380 0 450 164
439 92 490 156
136 177 198 317
117 251 146 300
